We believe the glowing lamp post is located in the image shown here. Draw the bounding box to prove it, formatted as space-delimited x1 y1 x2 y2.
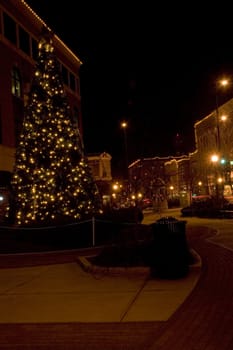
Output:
198 181 202 195
210 154 224 206
169 185 174 199
215 78 230 152
211 154 219 164
121 121 129 179
213 77 232 198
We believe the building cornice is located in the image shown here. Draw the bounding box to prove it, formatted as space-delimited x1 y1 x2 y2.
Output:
2 0 83 68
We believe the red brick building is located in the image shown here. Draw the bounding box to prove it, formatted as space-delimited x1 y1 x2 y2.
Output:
0 0 83 172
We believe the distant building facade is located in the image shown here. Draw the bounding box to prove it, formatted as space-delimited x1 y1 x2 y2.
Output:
87 152 112 202
193 97 233 197
128 97 233 206
129 157 167 200
129 156 188 209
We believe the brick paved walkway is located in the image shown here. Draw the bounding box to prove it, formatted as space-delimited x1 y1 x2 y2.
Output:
146 229 233 350
0 225 233 349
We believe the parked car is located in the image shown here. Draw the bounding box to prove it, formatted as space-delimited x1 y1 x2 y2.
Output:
141 198 152 209
218 202 233 218
181 196 229 218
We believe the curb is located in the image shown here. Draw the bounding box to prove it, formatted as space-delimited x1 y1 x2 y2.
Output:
189 248 202 270
77 248 201 276
76 255 151 276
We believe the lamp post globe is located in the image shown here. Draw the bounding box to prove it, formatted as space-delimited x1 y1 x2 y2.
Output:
121 120 129 179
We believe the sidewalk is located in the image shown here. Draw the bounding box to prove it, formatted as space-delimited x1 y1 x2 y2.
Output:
0 258 200 323
0 207 201 324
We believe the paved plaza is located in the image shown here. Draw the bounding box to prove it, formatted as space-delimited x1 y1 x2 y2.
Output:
0 209 232 349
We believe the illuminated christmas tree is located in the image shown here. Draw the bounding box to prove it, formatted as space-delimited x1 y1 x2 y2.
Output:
10 30 102 226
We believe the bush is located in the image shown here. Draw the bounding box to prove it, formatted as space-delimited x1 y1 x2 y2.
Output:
96 206 144 223
90 242 150 267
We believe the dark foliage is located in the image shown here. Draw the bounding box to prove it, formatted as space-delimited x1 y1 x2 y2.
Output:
96 206 144 224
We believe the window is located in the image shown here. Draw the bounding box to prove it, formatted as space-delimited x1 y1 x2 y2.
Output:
3 12 17 45
19 26 30 55
61 65 69 85
70 72 76 91
76 77 80 95
31 38 38 60
11 67 21 98
13 99 24 146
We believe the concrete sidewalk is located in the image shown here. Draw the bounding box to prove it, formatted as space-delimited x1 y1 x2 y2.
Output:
0 257 201 323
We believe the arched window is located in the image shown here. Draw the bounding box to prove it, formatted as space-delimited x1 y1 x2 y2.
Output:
11 67 21 98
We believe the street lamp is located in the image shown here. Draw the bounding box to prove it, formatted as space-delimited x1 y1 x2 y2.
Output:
210 154 224 206
213 77 232 201
169 185 174 199
121 121 129 179
215 78 230 152
210 154 219 199
198 181 202 195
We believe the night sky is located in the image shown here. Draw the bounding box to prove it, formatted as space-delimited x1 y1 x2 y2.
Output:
25 1 233 177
